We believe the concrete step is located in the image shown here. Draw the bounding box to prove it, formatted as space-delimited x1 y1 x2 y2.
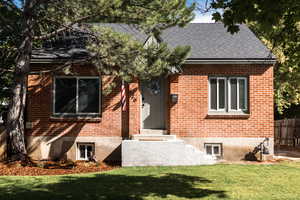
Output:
122 139 217 166
140 129 168 135
132 134 176 141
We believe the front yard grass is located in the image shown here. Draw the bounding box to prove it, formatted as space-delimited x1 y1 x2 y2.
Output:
1 161 300 200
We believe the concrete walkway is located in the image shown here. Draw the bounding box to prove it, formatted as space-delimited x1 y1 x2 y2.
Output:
274 149 300 161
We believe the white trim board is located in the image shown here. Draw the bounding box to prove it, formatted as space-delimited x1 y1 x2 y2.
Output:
185 59 276 65
30 58 277 65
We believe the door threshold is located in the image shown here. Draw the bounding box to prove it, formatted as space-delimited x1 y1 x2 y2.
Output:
140 129 168 135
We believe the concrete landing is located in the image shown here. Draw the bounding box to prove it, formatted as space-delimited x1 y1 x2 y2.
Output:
140 129 168 135
132 134 176 141
122 139 217 166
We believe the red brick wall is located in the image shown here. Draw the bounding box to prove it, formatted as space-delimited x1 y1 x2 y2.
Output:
169 64 274 138
26 64 123 137
27 63 274 139
128 81 140 135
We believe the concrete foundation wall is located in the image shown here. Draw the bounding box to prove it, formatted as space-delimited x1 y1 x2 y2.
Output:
181 137 274 161
26 136 122 162
26 135 273 162
122 139 216 166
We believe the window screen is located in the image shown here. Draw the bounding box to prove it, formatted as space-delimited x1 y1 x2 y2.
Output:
210 79 217 110
55 78 76 113
79 145 86 159
219 79 225 109
210 78 226 110
213 146 220 155
230 79 237 110
54 77 100 115
206 145 212 155
78 79 100 113
239 79 246 110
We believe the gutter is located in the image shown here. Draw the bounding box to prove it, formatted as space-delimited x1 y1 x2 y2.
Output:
31 58 277 65
184 59 277 65
31 58 75 64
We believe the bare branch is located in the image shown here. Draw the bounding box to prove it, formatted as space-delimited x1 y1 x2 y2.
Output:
33 15 93 40
3 0 22 13
0 68 14 73
196 0 215 14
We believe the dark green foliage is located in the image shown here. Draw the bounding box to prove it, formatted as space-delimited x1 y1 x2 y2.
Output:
0 3 20 112
1 0 195 88
210 0 300 113
0 0 195 159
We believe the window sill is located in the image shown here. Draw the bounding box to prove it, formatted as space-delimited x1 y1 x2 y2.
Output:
206 112 250 119
50 116 101 122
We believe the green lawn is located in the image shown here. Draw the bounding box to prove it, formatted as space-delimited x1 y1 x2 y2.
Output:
1 162 300 200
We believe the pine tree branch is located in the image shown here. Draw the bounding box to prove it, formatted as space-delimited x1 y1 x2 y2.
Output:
2 0 22 13
33 15 93 40
0 68 14 73
33 13 144 41
0 7 20 33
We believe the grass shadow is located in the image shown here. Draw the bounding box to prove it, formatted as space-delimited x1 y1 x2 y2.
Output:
0 173 227 200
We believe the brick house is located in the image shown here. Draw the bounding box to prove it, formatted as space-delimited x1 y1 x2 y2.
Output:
25 23 276 165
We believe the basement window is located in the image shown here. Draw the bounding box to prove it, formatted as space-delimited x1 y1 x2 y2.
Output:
77 143 95 161
204 143 222 157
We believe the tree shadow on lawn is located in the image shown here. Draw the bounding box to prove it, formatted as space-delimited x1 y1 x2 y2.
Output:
0 173 227 200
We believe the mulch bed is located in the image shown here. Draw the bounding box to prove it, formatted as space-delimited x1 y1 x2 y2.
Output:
0 160 118 176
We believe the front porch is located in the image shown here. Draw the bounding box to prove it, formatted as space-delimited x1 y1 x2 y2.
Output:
122 78 217 166
122 134 217 166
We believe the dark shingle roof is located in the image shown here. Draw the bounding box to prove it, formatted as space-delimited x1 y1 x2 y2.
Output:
31 23 275 62
161 23 274 60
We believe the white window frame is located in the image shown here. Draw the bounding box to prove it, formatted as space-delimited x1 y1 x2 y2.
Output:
208 77 227 111
204 143 222 157
76 143 95 161
208 76 248 113
228 77 248 112
53 76 101 116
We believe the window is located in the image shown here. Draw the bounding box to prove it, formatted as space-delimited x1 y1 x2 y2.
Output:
77 143 95 160
54 77 100 115
209 77 247 112
204 143 222 157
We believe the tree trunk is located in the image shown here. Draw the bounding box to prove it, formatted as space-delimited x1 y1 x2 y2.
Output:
6 71 28 161
6 0 35 161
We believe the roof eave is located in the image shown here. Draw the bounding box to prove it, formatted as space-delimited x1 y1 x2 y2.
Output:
184 59 277 65
30 58 277 65
31 58 77 64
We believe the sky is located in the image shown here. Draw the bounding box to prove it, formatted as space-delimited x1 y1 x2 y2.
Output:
187 0 215 23
191 12 214 23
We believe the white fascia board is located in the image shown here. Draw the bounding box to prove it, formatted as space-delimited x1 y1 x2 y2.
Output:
31 58 277 65
184 59 277 65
